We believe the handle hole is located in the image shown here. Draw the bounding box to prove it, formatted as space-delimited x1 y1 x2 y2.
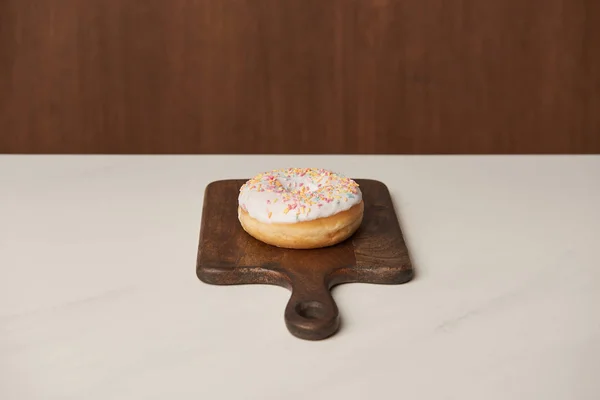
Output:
295 301 326 320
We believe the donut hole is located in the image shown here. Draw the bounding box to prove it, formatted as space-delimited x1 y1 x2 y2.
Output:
295 301 327 320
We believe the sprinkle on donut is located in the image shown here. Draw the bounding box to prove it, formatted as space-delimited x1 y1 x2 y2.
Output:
238 168 363 224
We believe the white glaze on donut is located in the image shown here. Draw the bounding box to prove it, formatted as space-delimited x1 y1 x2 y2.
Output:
238 168 362 224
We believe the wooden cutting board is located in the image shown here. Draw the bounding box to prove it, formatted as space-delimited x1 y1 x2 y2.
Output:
196 179 413 340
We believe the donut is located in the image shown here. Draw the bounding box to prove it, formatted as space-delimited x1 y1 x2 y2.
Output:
238 168 364 249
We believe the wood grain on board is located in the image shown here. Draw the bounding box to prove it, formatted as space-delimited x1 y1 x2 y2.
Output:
1 0 599 154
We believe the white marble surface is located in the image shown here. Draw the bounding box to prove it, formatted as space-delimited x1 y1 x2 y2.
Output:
1 155 599 400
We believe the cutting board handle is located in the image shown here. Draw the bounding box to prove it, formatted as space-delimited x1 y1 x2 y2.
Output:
284 275 340 341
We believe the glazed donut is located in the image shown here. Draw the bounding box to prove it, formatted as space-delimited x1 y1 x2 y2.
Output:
238 168 364 249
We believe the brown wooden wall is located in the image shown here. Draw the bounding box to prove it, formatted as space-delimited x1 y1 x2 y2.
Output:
1 0 599 154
